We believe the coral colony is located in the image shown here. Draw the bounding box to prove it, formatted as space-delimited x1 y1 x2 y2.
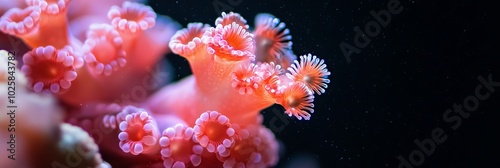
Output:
0 0 330 167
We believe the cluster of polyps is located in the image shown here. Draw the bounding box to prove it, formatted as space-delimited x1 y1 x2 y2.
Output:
1 0 330 167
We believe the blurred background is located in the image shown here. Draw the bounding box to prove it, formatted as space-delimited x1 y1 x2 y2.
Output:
151 0 499 167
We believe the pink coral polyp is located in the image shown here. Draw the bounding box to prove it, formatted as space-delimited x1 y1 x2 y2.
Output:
26 0 70 15
108 1 156 34
118 110 160 155
169 22 210 57
0 7 40 36
83 23 126 76
194 111 236 155
21 45 79 93
203 22 255 61
215 12 249 30
159 124 202 168
279 82 315 120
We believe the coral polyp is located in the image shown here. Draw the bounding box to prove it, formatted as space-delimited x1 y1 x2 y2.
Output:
21 45 81 93
0 1 330 167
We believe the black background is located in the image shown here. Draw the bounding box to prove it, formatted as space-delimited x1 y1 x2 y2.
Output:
149 0 499 167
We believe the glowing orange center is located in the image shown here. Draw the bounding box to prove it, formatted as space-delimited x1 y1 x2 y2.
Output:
127 123 146 141
225 33 244 51
169 139 193 163
33 61 64 81
204 121 228 141
287 96 301 108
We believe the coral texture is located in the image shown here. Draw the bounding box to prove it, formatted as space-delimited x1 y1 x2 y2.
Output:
1 1 330 167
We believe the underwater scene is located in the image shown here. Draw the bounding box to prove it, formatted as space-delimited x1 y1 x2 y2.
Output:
1 0 498 168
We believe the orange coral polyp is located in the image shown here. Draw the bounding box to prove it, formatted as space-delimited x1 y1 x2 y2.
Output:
118 110 160 155
232 63 260 95
24 0 71 48
194 111 236 154
0 7 40 36
255 62 282 96
253 13 295 68
108 1 156 34
279 82 315 120
224 138 261 167
169 22 210 57
83 23 126 76
204 22 254 61
21 46 78 93
215 12 249 29
159 124 202 167
287 53 331 95
26 0 71 15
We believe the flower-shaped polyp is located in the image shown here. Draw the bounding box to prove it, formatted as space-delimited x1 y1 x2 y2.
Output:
0 6 40 37
83 23 126 76
215 12 249 30
253 13 295 68
203 22 254 61
221 126 262 168
278 82 315 120
287 53 331 95
231 62 260 95
159 123 202 168
194 111 236 155
108 1 156 34
255 62 282 96
169 22 210 57
21 46 81 93
26 0 70 14
118 110 160 155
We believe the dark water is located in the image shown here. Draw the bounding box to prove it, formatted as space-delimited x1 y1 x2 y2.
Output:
150 0 499 167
